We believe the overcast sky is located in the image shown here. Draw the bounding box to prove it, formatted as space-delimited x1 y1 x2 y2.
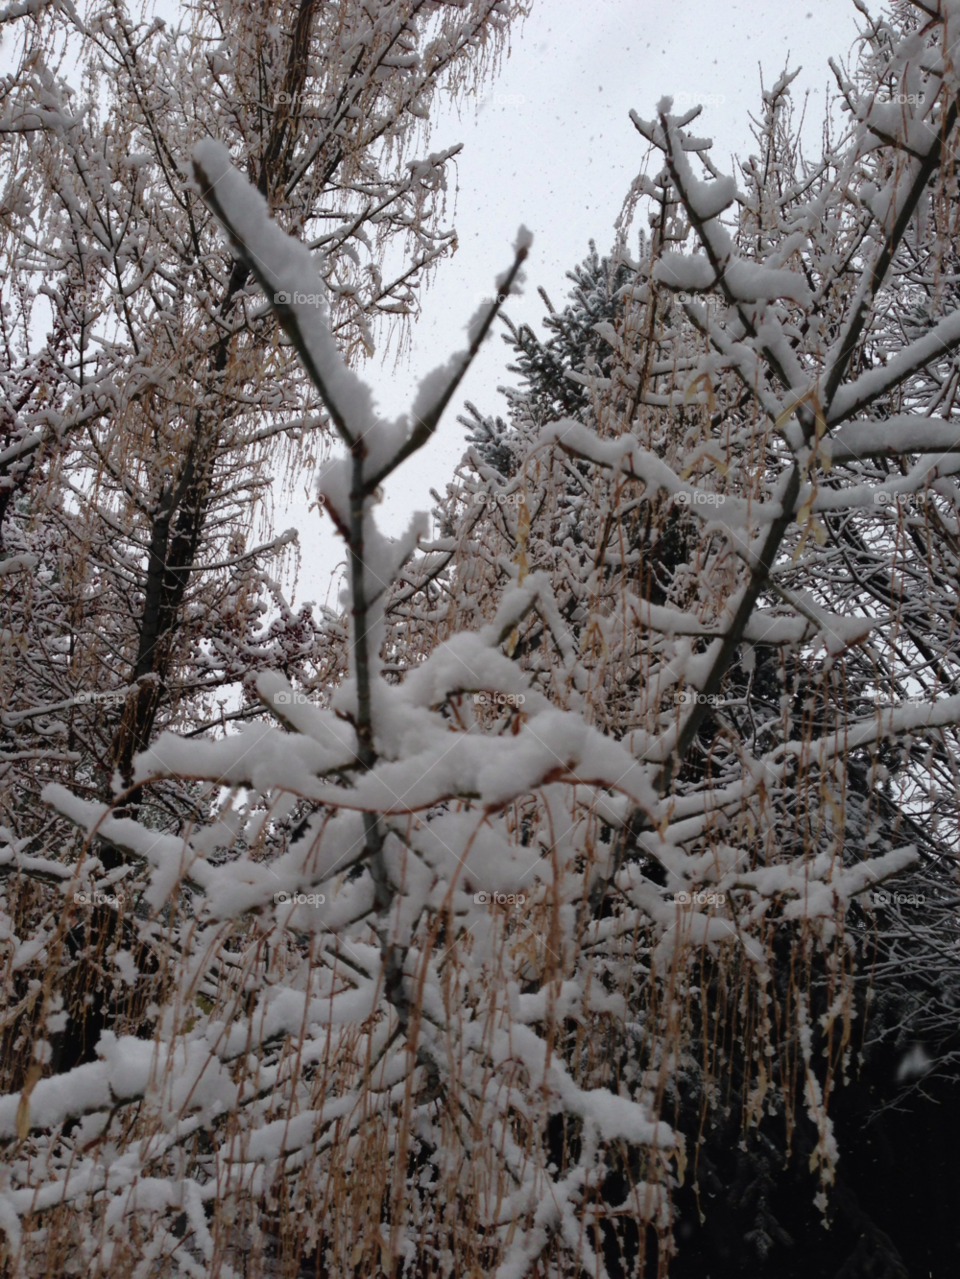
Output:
286 0 863 608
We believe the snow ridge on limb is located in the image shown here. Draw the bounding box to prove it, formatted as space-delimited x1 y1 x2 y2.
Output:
192 141 530 488
192 140 379 449
823 414 960 461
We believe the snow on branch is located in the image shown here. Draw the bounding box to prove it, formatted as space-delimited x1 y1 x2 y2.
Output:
193 140 530 492
827 307 960 423
824 414 960 461
192 140 379 448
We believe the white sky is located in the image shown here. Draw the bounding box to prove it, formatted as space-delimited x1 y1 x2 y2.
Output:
288 0 863 608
